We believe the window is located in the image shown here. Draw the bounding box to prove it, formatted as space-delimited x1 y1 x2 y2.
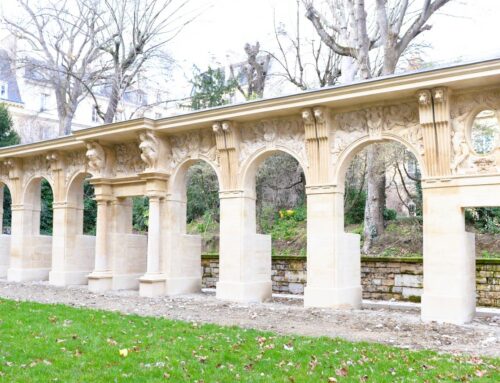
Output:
155 112 162 119
114 110 125 122
92 107 99 123
471 109 500 155
40 93 49 112
0 81 8 99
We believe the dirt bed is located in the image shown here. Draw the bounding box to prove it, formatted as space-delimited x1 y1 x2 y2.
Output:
0 280 499 358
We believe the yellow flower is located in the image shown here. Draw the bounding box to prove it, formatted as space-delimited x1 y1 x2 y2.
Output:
286 210 295 217
119 348 129 357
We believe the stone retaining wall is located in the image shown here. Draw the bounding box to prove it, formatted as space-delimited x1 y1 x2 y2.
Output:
201 255 500 307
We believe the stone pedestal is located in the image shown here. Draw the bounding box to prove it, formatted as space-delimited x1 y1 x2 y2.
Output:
421 186 476 324
88 271 113 292
304 188 362 309
216 192 272 303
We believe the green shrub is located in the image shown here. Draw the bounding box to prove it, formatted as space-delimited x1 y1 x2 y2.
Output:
383 208 397 221
465 207 500 234
344 187 366 225
40 179 53 235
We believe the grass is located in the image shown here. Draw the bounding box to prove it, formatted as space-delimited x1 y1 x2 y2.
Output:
0 300 498 382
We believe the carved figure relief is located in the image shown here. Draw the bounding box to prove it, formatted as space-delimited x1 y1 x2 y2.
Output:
138 131 159 170
115 143 145 175
86 142 106 174
23 155 52 186
239 117 305 165
366 106 384 139
331 102 423 163
169 129 217 169
64 150 87 183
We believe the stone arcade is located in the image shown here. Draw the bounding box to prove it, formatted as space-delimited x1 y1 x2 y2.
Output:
0 60 499 325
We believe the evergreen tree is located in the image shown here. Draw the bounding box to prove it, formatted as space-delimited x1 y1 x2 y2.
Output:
0 104 19 232
0 104 20 147
190 66 236 110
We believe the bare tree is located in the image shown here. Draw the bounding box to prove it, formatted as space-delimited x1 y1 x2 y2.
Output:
269 0 341 91
94 0 195 123
303 0 452 251
3 0 107 136
230 42 271 100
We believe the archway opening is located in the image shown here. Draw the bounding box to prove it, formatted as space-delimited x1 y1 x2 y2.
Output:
184 161 220 290
343 141 423 304
0 183 12 278
62 173 97 284
22 177 54 278
253 152 306 295
465 206 500 308
2 184 12 234
40 179 53 235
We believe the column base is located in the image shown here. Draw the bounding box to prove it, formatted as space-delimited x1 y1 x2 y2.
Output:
421 293 475 324
87 271 113 293
304 285 362 309
0 264 8 278
49 270 91 286
139 274 166 297
216 281 272 303
165 276 201 295
112 273 143 290
7 267 50 282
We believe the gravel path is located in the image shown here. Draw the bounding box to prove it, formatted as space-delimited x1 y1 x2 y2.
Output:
0 280 499 357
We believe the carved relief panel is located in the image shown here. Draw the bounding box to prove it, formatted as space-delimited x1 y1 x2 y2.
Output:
450 89 500 175
169 129 218 170
331 102 423 164
239 116 306 166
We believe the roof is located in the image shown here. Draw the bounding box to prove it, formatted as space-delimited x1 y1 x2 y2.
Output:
1 56 500 157
0 49 23 104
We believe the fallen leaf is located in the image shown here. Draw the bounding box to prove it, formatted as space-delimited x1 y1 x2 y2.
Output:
336 367 348 377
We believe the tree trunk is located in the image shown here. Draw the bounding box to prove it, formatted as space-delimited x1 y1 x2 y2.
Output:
104 74 121 123
362 144 386 253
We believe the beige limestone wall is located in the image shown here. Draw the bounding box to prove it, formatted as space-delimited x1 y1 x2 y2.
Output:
201 255 500 307
0 235 11 277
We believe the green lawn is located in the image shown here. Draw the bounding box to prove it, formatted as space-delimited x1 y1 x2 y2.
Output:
0 299 498 382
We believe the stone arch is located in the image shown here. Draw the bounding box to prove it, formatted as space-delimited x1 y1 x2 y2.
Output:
334 133 426 188
22 175 54 233
168 157 221 201
239 146 309 196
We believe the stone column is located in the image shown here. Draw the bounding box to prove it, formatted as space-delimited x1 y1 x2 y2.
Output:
87 196 113 292
421 183 475 324
304 186 362 308
138 173 168 297
139 195 166 297
49 202 79 286
216 191 272 303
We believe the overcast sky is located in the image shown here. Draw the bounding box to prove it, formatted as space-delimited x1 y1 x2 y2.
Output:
170 0 500 70
2 0 500 99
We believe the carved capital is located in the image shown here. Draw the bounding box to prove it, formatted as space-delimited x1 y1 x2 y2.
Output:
212 120 239 189
2 158 21 180
301 108 314 125
46 151 64 172
417 90 432 106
